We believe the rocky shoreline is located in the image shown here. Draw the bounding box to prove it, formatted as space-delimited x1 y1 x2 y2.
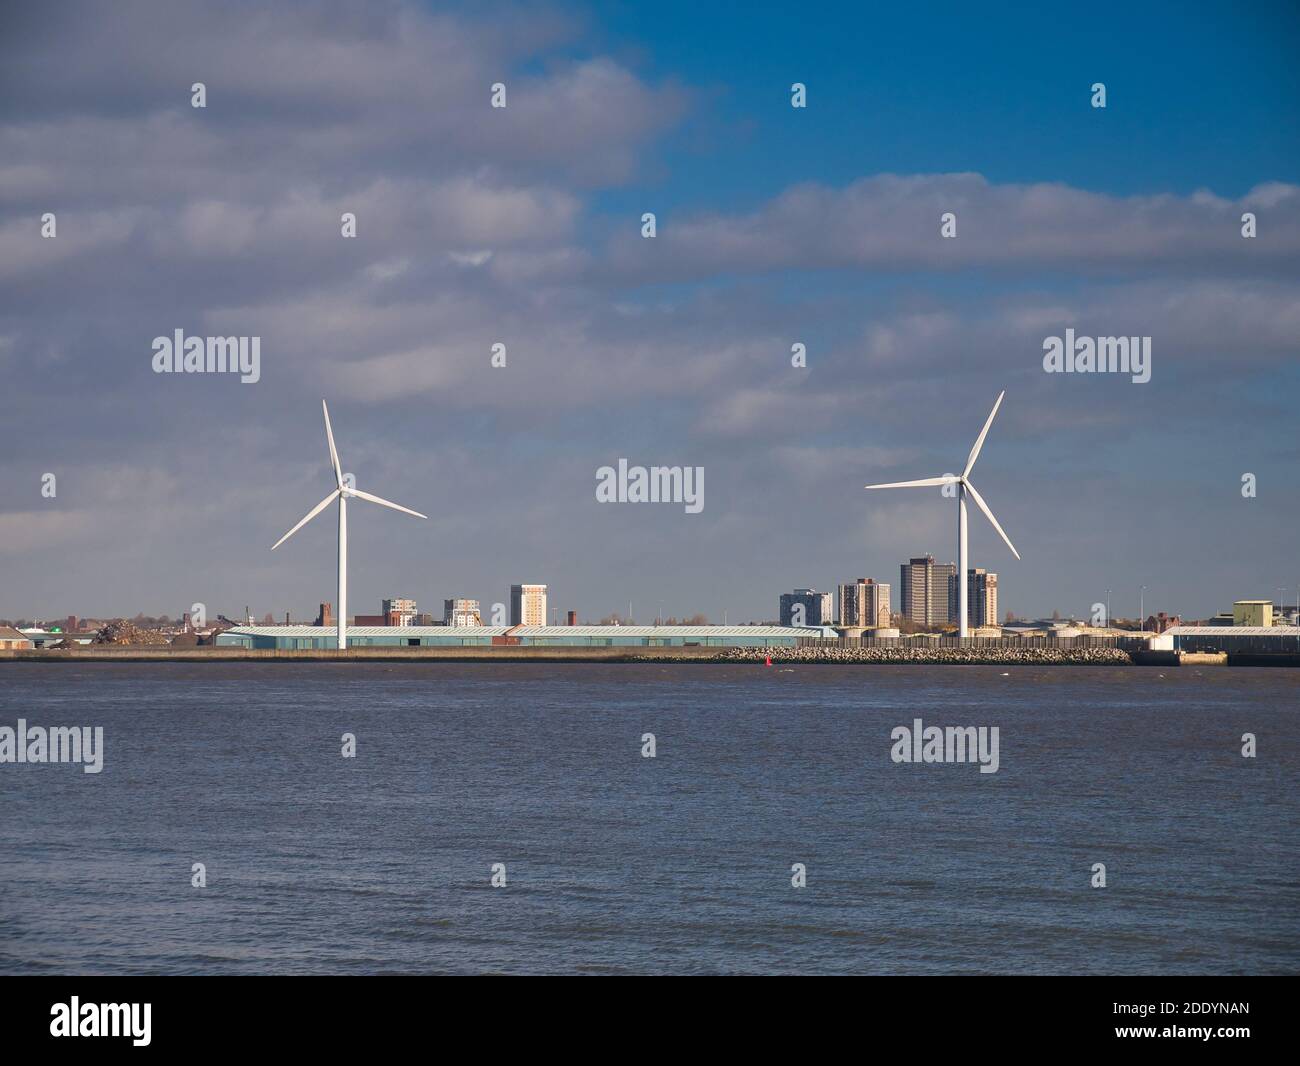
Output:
718 645 1135 665
3 644 1136 665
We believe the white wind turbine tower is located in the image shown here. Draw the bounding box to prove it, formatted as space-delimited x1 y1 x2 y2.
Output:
865 390 1020 641
272 400 427 650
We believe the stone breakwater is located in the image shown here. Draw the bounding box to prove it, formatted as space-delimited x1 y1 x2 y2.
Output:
720 645 1134 665
2 644 1137 665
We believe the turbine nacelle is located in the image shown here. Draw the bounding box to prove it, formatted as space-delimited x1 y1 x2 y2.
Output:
864 390 1018 560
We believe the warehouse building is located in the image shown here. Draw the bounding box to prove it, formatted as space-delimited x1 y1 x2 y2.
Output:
215 624 821 650
1162 625 1300 654
0 626 33 650
1231 600 1273 627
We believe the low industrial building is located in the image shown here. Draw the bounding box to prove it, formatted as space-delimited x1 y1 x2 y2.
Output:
0 626 33 650
1163 626 1300 654
215 624 823 650
1232 600 1273 627
15 628 95 647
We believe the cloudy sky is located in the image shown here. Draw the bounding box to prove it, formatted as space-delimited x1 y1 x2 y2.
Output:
2 0 1298 624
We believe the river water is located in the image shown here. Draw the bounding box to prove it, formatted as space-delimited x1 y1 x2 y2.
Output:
1 662 1295 974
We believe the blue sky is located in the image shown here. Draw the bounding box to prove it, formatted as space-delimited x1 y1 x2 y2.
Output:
1 0 1298 625
591 0 1300 205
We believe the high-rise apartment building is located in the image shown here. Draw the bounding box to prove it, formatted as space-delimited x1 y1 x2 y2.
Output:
899 556 956 626
837 578 891 628
960 569 998 628
382 598 418 626
444 598 482 627
779 588 833 627
510 584 547 626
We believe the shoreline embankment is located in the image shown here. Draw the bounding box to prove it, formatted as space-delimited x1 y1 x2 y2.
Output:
719 645 1135 666
3 647 1295 666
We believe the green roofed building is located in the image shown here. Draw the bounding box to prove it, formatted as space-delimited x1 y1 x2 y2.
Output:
215 625 821 650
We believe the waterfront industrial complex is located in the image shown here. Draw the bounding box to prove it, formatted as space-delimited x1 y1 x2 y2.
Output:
5 582 1298 663
4 398 1297 662
213 624 820 651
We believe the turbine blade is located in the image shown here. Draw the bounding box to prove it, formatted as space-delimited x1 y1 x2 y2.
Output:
963 479 1020 560
963 390 1005 478
865 476 957 490
350 488 428 520
322 400 343 489
271 490 340 550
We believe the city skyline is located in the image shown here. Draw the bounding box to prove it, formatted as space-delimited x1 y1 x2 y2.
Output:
19 558 1299 632
2 1 1298 625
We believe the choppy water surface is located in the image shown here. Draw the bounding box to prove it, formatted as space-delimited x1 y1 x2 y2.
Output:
1 662 1296 974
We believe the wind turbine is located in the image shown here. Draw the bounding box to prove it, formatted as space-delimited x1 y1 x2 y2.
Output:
865 390 1020 640
272 400 427 650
